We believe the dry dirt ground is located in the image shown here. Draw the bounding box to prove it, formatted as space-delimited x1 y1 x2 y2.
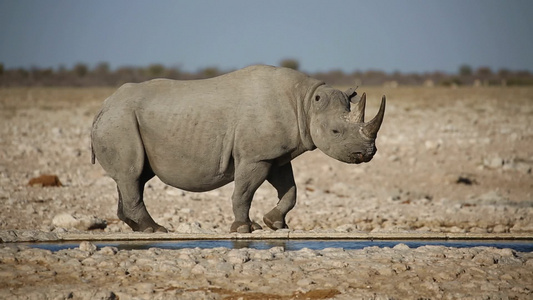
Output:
0 86 532 299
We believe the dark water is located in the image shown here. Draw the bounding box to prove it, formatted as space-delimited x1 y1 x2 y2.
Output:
26 239 533 252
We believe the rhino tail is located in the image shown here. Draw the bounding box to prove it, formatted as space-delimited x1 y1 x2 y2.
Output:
91 140 96 164
90 107 104 165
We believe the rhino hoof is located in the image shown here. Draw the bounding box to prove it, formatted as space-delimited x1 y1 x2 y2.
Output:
142 225 168 233
263 209 288 231
264 219 288 231
230 221 262 233
251 222 263 231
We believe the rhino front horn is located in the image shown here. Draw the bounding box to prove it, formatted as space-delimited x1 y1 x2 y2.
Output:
362 95 386 138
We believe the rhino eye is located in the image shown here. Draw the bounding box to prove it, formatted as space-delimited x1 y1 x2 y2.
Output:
332 129 340 134
315 95 321 101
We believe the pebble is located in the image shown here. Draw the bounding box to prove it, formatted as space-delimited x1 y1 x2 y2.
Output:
78 241 97 253
226 248 250 264
52 213 107 231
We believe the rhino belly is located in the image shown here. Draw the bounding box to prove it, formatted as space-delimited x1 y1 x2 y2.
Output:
150 153 234 192
138 115 235 192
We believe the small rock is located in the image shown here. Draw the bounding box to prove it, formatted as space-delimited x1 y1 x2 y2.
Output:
483 156 504 169
335 224 357 232
191 263 206 275
492 224 508 233
477 191 506 205
99 246 118 255
213 262 234 277
175 222 205 233
79 241 97 253
52 213 78 229
296 248 318 257
269 246 285 254
134 283 155 294
180 208 193 214
51 127 63 136
52 227 68 233
252 251 274 261
503 158 533 174
389 188 403 201
393 243 410 250
227 249 250 264
449 226 466 233
297 278 315 287
424 140 442 154
52 213 107 231
496 248 515 257
472 252 497 265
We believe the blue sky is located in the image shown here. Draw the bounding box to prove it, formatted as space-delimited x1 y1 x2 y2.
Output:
1 0 532 74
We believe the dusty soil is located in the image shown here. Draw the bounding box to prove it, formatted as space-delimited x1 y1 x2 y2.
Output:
0 86 532 299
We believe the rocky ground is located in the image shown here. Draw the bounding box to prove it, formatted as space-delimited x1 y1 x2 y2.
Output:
0 86 532 299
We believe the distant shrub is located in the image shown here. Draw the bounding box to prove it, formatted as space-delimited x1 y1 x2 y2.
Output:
507 77 533 86
459 64 472 76
280 59 300 70
201 67 220 78
1 62 532 87
94 62 110 75
476 67 493 77
440 77 462 87
147 64 165 78
73 63 88 77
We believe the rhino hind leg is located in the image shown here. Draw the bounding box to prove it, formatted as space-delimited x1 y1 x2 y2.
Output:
94 111 167 233
264 163 296 230
230 161 272 233
116 166 168 233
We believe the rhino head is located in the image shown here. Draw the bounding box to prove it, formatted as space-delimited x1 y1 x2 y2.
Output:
309 87 386 164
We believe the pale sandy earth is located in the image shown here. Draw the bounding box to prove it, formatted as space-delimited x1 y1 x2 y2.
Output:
0 86 532 299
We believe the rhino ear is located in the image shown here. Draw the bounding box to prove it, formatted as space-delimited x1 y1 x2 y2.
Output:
345 87 358 103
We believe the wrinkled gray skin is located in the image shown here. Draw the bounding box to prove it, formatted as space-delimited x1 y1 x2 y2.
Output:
91 65 386 233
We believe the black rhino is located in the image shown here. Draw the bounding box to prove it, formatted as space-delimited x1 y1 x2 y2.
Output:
91 65 386 233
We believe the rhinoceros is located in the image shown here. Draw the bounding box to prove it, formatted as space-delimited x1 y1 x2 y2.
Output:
90 65 385 233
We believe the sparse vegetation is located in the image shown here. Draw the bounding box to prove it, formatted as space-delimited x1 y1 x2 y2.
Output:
1 60 532 87
73 63 89 78
280 58 300 71
459 64 473 76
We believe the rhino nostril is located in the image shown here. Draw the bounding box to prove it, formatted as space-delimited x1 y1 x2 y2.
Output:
351 152 363 160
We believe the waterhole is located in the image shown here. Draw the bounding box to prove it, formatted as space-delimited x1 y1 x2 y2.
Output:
25 239 533 252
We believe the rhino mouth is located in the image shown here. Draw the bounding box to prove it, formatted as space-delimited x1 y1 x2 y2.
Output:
348 152 373 164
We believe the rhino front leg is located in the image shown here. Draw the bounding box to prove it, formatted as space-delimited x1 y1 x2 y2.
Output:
230 161 271 233
264 162 296 230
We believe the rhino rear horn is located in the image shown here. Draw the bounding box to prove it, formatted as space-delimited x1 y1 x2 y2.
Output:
351 92 366 123
362 95 386 138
